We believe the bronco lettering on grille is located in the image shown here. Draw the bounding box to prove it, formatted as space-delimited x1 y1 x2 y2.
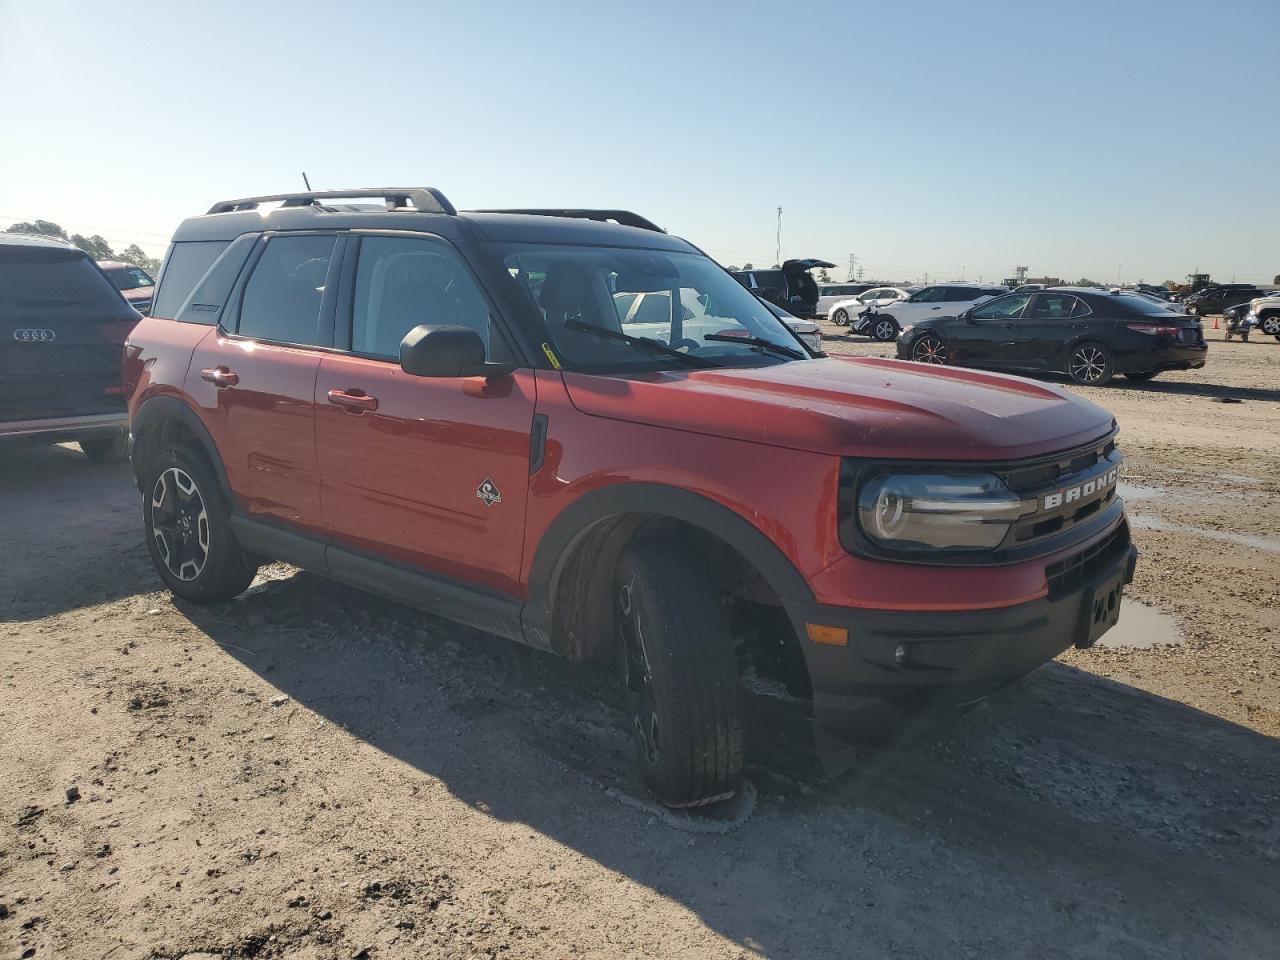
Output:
1042 465 1121 511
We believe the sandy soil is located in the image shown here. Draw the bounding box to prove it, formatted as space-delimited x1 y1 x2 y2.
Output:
2 330 1278 960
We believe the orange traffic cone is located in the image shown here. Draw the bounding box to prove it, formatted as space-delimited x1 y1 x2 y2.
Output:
1212 315 1219 329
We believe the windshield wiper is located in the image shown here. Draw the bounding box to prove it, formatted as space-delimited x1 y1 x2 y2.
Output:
702 333 807 361
562 319 718 368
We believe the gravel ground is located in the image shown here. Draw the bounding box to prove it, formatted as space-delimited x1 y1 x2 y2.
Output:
2 329 1278 959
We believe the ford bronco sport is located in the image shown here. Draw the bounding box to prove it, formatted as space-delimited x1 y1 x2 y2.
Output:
125 188 1138 808
2 233 137 461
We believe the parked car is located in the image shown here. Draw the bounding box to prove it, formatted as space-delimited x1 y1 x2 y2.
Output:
731 258 836 317
0 234 138 461
1013 283 1045 293
897 288 1207 385
97 260 157 315
863 282 1008 340
125 188 1137 808
828 286 917 330
1183 285 1264 315
613 288 821 354
1245 294 1280 338
815 282 875 317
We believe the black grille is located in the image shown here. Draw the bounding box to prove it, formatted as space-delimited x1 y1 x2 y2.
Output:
1045 523 1130 600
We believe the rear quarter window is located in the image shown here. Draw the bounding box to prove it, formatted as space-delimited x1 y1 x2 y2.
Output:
0 246 133 322
151 241 232 319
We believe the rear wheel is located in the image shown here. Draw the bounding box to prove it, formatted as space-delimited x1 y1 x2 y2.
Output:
143 445 258 603
871 316 899 342
1067 342 1114 385
1259 315 1280 337
831 308 850 326
614 538 743 807
80 433 128 463
911 335 947 364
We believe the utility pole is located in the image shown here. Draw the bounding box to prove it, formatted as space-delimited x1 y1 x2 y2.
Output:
1015 265 1028 284
855 265 864 281
960 266 966 281
1116 264 1122 285
775 207 782 268
846 253 857 281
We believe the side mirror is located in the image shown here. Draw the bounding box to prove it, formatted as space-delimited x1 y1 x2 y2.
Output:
399 325 511 379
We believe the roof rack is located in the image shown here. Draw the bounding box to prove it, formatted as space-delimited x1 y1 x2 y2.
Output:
206 188 456 216
470 208 665 234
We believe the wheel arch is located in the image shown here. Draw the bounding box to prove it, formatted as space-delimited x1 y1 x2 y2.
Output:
523 482 815 661
131 396 233 503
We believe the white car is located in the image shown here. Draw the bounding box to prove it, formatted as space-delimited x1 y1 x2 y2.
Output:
1246 294 1280 337
828 286 917 327
865 283 1009 339
815 282 875 317
615 290 822 354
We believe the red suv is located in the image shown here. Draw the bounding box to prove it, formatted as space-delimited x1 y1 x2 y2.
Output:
125 189 1137 808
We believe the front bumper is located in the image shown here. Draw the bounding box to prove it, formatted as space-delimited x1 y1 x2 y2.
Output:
790 523 1137 753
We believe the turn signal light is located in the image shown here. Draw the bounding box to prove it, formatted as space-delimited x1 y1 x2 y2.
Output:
806 624 848 646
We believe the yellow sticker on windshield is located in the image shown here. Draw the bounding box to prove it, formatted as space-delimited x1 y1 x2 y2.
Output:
541 342 562 370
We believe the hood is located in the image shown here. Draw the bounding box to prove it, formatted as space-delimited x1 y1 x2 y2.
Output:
562 356 1114 460
120 287 153 301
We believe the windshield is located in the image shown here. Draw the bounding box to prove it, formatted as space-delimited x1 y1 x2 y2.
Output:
501 245 807 372
101 265 155 290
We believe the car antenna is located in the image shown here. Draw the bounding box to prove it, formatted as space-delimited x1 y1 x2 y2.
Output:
301 171 312 191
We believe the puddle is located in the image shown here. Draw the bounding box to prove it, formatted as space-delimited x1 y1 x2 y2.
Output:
1129 515 1280 555
1117 482 1165 502
1096 600 1184 649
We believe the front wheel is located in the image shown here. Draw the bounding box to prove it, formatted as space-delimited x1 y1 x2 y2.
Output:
1067 342 1114 385
1259 315 1280 337
871 316 899 342
831 308 850 326
143 445 258 603
910 335 948 364
614 538 743 807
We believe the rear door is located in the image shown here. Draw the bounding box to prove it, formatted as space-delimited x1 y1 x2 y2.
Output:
0 242 138 426
314 232 535 597
187 232 339 531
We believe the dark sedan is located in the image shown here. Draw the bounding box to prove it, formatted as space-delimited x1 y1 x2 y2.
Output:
896 288 1207 385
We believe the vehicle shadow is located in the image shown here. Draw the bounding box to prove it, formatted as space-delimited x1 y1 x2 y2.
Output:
1102 377 1280 402
0 443 153 622
183 570 1280 959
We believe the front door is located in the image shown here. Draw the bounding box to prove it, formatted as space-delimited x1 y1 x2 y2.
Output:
1016 292 1087 367
314 233 535 597
947 292 1033 368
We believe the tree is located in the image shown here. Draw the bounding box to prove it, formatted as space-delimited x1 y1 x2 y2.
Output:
69 233 117 260
1274 273 1280 285
119 243 162 273
817 267 831 282
725 264 740 272
3 219 68 240
741 262 753 270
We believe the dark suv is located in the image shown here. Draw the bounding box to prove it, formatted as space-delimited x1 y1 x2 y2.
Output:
125 188 1137 808
1 234 137 461
731 259 835 317
1183 284 1263 315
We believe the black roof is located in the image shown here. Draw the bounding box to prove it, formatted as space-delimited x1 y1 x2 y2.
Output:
172 188 696 254
0 232 79 250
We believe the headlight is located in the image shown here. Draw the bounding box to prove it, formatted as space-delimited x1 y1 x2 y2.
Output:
857 473 1033 551
899 323 915 335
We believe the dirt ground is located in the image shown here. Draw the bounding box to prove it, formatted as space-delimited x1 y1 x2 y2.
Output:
2 328 1278 960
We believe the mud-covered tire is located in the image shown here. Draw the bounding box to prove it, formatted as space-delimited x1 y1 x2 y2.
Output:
1067 342 1114 385
831 308 850 326
613 538 743 807
143 445 257 604
80 433 129 463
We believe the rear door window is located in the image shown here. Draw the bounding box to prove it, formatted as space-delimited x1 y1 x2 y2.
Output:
237 235 337 346
0 246 131 322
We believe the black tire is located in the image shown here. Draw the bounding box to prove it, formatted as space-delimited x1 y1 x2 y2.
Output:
143 444 258 604
1067 342 1114 385
871 316 899 342
832 308 850 326
1260 315 1280 337
614 538 743 807
1124 370 1159 382
910 335 948 364
80 433 129 463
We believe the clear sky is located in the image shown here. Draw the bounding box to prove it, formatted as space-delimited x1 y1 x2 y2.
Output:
2 0 1276 285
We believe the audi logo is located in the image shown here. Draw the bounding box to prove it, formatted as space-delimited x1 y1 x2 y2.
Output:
12 329 57 342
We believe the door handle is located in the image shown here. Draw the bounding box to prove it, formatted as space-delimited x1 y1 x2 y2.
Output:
327 388 378 413
200 366 239 387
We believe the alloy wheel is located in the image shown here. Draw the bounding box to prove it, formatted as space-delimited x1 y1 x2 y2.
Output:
151 467 209 581
912 337 947 364
874 318 898 341
1261 316 1280 337
832 308 849 326
617 579 660 767
1070 346 1108 383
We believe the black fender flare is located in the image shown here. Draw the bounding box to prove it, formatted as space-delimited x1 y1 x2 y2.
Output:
130 396 233 503
522 482 815 652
